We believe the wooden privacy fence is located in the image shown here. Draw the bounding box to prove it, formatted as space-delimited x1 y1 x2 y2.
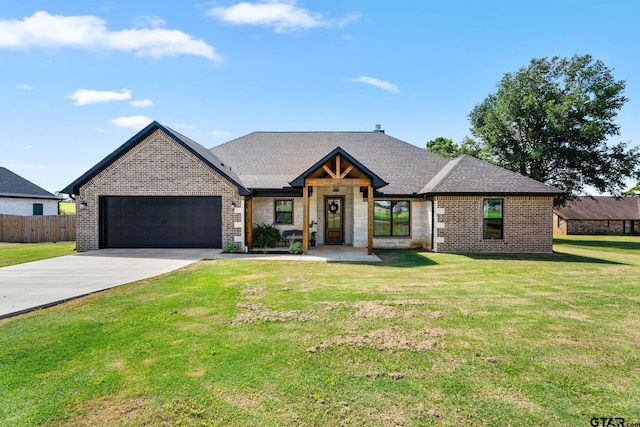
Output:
0 214 76 243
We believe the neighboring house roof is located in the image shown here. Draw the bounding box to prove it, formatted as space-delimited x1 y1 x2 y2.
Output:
62 121 250 195
555 196 640 220
210 131 451 195
0 167 59 200
420 155 564 195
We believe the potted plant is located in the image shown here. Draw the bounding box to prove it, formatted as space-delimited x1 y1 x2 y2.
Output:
309 220 317 247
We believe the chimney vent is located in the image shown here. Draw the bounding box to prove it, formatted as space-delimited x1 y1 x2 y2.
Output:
374 124 384 133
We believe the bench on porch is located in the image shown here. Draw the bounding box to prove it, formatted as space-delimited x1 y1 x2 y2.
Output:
281 229 303 246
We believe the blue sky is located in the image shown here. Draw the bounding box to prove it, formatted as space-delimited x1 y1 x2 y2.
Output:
1 0 639 194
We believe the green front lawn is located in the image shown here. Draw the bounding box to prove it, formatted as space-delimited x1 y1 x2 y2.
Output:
0 242 76 267
1 237 639 426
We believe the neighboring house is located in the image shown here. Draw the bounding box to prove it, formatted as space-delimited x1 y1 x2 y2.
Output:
554 196 640 236
62 121 562 253
0 167 60 216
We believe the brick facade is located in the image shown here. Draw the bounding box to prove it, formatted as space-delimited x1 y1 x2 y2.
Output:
553 215 640 235
433 196 554 253
75 129 242 251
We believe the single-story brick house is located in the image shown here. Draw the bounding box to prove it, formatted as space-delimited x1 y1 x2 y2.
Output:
62 121 562 253
0 167 60 216
554 196 640 236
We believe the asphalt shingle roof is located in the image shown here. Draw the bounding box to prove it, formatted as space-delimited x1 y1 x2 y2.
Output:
0 167 59 199
555 196 640 220
61 123 563 198
420 155 563 195
161 124 247 192
211 134 562 196
210 131 450 195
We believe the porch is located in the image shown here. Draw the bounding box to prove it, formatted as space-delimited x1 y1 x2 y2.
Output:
246 147 388 256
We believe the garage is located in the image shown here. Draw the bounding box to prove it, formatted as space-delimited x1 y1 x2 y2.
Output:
100 196 222 248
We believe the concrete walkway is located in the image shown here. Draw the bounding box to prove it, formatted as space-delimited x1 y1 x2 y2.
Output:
0 248 221 319
0 246 380 320
214 245 382 263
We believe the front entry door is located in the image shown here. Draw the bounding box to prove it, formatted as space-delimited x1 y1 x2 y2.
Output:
325 196 344 244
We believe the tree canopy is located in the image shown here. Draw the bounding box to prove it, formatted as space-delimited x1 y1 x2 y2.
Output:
624 182 640 196
468 54 639 204
426 136 492 161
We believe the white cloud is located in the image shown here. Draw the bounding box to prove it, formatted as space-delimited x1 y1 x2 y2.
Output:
67 88 132 106
211 130 231 138
350 76 399 93
0 11 220 60
109 115 152 130
130 99 153 108
19 83 33 90
334 13 361 27
208 1 358 33
132 15 166 28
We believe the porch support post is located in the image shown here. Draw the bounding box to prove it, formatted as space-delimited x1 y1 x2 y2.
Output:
367 185 373 255
303 184 309 254
246 197 253 251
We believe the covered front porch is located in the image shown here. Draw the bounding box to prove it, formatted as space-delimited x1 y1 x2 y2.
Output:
246 147 387 255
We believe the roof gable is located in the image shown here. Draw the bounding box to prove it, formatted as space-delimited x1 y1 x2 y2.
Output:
62 121 249 195
0 167 59 199
555 196 640 220
289 147 387 188
420 155 563 195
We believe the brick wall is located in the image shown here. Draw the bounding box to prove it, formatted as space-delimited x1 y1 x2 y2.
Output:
564 219 637 235
75 129 242 251
434 196 554 253
552 214 568 235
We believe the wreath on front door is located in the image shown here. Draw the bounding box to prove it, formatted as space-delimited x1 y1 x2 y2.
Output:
328 202 339 214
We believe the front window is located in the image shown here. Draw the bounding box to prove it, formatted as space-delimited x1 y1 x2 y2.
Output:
274 200 293 224
374 200 410 237
33 203 43 216
483 198 503 239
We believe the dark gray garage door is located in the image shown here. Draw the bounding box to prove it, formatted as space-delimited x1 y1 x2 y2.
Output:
100 196 222 248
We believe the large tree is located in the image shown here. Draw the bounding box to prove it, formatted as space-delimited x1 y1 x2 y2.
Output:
469 54 639 204
426 136 493 161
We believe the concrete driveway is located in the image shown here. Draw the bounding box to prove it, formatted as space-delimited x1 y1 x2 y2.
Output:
0 248 221 319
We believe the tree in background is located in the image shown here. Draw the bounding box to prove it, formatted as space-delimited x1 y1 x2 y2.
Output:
426 136 493 161
426 137 458 158
469 54 639 204
624 182 640 196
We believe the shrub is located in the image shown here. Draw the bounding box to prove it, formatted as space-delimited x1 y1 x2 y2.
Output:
288 242 303 254
252 223 281 248
222 240 240 253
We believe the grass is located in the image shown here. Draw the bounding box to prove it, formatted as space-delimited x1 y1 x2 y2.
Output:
0 242 76 267
58 202 76 215
1 236 639 426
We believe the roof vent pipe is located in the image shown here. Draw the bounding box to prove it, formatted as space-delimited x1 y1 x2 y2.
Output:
374 124 384 133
